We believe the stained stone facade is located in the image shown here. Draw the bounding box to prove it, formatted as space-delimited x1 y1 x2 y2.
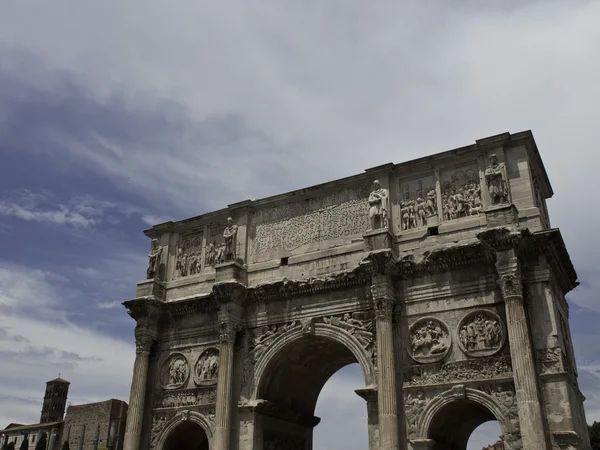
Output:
122 131 590 450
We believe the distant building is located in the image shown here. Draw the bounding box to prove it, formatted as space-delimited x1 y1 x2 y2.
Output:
63 399 128 450
1 378 127 450
41 377 70 423
483 440 505 450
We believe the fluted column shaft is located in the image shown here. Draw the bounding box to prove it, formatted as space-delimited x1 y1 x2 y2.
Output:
372 275 400 450
213 323 236 450
497 255 547 450
123 337 152 450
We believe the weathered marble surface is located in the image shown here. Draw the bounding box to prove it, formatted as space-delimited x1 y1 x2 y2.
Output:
125 131 590 450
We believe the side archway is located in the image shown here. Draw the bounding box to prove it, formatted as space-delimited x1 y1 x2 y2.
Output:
250 321 376 402
416 386 519 450
154 410 213 450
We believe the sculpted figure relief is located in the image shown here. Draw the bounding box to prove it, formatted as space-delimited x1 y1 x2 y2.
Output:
194 348 220 385
405 392 427 438
323 313 373 349
441 167 482 220
368 180 389 231
409 319 451 363
146 239 163 279
161 354 189 389
399 177 437 231
485 154 509 205
149 415 167 447
223 217 238 262
155 388 216 408
458 310 505 357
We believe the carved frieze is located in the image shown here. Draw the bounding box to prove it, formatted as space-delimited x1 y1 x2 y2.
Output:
537 347 564 374
440 164 482 220
323 312 374 351
154 387 216 409
194 348 219 386
409 318 451 363
405 391 432 439
398 175 437 231
249 185 370 259
458 310 506 357
404 355 512 386
175 232 204 278
205 225 226 267
149 414 169 448
160 353 190 390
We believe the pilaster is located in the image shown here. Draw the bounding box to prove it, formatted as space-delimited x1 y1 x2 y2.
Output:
122 299 162 450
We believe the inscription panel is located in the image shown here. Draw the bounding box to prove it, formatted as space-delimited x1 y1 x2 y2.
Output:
249 185 370 262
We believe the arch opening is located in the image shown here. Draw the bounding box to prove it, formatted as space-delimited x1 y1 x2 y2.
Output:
163 421 209 450
467 421 502 450
257 334 368 449
428 399 499 450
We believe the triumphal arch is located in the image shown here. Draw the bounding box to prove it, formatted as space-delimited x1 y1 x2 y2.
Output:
122 131 590 450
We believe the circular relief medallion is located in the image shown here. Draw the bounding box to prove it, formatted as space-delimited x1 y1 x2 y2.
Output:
409 318 451 363
457 309 506 357
194 348 220 386
160 353 189 390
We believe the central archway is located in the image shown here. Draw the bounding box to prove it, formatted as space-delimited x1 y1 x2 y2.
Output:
254 323 376 449
163 421 209 450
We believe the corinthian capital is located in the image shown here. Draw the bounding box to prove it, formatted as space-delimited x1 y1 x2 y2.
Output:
370 274 396 319
135 334 154 355
498 272 523 299
219 322 239 343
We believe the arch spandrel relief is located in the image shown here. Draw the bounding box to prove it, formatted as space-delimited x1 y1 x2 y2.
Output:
408 318 451 364
160 354 190 390
457 310 506 358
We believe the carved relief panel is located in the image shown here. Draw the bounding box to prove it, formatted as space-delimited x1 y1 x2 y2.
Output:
249 185 370 262
440 163 482 220
457 310 506 357
409 318 451 363
154 387 216 409
175 232 203 278
160 353 190 390
205 225 226 267
194 348 219 386
397 175 437 231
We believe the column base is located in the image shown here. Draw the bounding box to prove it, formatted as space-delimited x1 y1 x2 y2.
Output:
215 260 247 284
483 203 519 228
135 278 165 299
364 228 395 252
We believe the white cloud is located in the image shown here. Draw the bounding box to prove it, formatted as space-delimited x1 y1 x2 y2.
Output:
141 214 172 227
0 263 134 427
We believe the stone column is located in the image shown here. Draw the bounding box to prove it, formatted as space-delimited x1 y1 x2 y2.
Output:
213 322 237 450
355 387 379 450
371 274 400 450
496 251 548 450
123 335 153 450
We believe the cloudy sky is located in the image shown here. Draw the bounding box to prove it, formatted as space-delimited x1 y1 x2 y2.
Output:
0 1 599 448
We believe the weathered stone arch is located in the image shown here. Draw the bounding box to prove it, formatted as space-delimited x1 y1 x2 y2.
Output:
251 322 376 401
155 410 213 450
416 386 517 447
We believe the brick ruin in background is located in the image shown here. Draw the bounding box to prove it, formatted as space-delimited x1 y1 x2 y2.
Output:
123 131 591 450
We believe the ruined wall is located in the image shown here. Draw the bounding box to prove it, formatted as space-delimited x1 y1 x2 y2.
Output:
63 400 127 450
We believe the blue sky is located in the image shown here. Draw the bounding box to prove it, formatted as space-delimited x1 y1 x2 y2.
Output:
1 1 599 449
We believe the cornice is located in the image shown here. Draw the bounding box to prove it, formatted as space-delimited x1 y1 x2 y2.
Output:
164 294 218 316
122 297 164 323
520 229 579 294
399 241 493 278
247 266 369 303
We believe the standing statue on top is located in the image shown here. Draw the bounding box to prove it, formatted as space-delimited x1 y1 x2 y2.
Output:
146 238 163 279
368 180 389 231
485 154 509 205
223 217 238 262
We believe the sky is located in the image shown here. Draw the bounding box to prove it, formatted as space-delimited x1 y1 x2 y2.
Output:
0 1 599 448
